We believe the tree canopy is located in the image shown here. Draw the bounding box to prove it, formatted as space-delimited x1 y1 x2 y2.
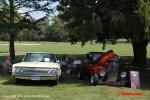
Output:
57 0 150 44
0 0 58 61
57 0 150 67
0 0 150 67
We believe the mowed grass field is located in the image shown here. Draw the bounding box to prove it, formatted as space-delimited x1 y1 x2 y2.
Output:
0 41 149 56
0 41 150 100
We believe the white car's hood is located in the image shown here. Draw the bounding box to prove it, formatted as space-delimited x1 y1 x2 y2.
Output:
13 62 60 69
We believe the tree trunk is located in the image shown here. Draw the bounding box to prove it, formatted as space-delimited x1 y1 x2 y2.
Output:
132 40 149 67
38 37 41 43
90 40 93 45
9 32 15 62
9 0 15 63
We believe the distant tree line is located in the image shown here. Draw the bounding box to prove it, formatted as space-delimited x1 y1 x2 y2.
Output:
0 16 68 42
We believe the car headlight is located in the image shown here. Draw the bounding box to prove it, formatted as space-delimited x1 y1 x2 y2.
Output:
100 70 105 76
14 67 24 73
15 68 21 73
20 69 24 72
121 72 127 78
48 69 57 75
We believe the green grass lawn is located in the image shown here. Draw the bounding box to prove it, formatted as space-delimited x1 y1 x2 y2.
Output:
0 41 150 100
0 73 150 100
0 41 150 56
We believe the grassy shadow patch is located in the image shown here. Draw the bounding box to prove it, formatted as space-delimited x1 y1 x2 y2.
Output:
0 55 150 89
59 73 90 86
0 71 16 87
1 73 90 87
0 51 8 53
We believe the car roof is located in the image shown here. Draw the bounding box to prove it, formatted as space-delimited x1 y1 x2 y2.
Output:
25 52 56 55
88 52 105 54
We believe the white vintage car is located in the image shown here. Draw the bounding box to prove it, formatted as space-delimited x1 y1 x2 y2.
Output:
12 52 61 85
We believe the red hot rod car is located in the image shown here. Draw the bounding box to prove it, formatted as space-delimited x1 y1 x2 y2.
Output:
78 50 130 86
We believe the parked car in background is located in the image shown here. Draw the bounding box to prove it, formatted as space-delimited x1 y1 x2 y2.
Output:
78 50 130 87
12 52 61 85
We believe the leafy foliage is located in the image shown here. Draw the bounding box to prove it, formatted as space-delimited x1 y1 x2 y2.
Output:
50 16 69 42
57 0 150 46
0 0 58 61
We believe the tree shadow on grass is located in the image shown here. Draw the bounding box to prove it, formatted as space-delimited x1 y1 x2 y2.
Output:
1 70 150 89
1 55 150 89
1 77 57 87
59 73 90 86
139 68 150 90
0 51 8 54
1 72 90 87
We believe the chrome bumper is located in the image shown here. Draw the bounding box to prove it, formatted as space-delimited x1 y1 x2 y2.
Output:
13 75 58 80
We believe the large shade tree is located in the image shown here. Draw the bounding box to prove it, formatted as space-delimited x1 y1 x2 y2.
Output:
0 0 57 62
57 0 150 67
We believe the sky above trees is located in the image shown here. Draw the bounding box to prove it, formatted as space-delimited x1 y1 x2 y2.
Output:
18 1 59 20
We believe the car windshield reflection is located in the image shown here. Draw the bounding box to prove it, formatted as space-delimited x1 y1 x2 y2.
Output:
23 53 56 62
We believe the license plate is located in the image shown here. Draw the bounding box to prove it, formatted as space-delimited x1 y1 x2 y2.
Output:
31 77 40 80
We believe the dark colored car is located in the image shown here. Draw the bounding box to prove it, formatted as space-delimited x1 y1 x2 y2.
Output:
78 50 130 86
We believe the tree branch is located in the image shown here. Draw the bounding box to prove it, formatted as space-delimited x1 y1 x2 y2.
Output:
14 0 26 9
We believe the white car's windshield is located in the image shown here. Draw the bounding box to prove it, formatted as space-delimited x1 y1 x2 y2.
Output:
23 53 56 62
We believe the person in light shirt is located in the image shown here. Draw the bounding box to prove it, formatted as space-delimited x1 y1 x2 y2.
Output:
72 58 82 73
60 56 68 73
73 58 81 66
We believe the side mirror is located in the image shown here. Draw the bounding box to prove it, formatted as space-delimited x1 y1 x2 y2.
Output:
57 60 60 63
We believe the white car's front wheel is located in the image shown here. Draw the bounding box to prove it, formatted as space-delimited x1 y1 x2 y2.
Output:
51 80 58 85
15 79 22 84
